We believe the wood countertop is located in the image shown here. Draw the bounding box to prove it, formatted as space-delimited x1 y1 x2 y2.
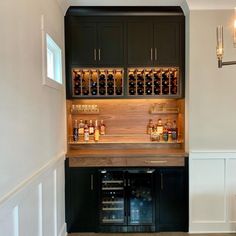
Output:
66 147 188 167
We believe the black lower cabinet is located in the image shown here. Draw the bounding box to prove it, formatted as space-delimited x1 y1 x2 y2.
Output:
65 161 188 233
156 167 188 232
65 161 98 233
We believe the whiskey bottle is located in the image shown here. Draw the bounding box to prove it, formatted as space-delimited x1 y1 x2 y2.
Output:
156 119 164 135
73 120 78 142
84 121 89 142
89 120 95 135
78 120 85 136
147 119 154 135
100 120 106 135
94 120 100 142
163 123 169 142
171 120 178 141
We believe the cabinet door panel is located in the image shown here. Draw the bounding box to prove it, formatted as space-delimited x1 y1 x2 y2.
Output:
127 22 153 66
98 23 124 66
157 168 188 231
154 22 180 66
68 168 98 232
70 22 97 66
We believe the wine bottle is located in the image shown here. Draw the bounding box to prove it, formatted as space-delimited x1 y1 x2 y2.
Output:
78 120 84 136
145 87 152 95
91 87 97 95
99 74 106 87
107 74 114 87
162 86 169 95
99 87 106 95
129 87 136 95
137 87 144 95
82 88 89 95
74 88 81 95
154 86 160 95
116 88 122 95
107 87 114 95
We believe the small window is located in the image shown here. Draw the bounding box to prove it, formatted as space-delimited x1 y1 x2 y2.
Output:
42 33 63 90
46 34 62 84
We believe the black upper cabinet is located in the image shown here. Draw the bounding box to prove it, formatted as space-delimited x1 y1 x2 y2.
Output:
98 23 124 66
156 168 188 231
127 17 182 67
70 22 97 66
67 17 124 67
154 22 180 66
127 22 153 66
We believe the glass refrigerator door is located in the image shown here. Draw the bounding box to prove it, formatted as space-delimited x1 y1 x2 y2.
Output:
128 170 154 225
100 170 125 225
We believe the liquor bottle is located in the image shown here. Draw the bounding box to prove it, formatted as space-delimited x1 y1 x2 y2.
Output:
171 120 178 141
89 120 95 135
163 123 169 142
78 120 84 136
100 120 106 135
156 119 164 135
73 120 78 141
94 120 100 142
147 119 154 135
84 121 89 142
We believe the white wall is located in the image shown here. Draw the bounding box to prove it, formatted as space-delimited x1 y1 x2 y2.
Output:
0 0 66 235
189 9 236 233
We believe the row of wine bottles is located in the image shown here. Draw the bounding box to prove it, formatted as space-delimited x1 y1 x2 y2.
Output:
73 69 123 96
128 68 178 96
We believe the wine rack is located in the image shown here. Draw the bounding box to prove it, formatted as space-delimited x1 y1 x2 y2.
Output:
128 67 179 96
72 68 124 97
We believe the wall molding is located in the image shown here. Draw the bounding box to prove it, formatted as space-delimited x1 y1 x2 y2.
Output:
0 152 65 208
189 150 236 159
0 153 66 236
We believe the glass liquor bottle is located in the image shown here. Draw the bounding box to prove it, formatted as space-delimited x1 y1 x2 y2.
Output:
171 120 178 141
78 120 85 136
156 119 164 135
100 120 106 135
94 120 100 142
73 120 78 142
84 121 89 142
89 120 95 135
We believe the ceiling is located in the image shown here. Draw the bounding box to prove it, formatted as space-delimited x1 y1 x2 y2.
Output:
60 0 236 10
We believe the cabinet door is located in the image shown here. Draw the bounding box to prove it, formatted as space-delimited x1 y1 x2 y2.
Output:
157 168 188 231
127 171 155 226
97 23 124 66
154 22 180 66
127 21 153 66
69 22 97 66
67 168 98 232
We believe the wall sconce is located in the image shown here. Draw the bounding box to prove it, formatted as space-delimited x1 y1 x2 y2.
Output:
216 8 236 68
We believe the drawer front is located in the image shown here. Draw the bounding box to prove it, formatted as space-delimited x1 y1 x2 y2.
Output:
69 157 126 167
126 157 185 167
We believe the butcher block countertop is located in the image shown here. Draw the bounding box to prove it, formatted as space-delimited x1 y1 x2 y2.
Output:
66 145 188 167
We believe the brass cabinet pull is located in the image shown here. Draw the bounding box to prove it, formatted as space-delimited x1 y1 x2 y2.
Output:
144 160 168 164
91 174 94 190
155 48 157 61
98 49 101 61
94 49 96 61
150 48 153 61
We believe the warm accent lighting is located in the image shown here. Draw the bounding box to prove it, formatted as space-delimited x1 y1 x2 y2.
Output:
216 8 236 68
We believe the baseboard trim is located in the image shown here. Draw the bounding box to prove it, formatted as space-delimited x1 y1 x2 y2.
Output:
0 152 65 208
58 223 67 236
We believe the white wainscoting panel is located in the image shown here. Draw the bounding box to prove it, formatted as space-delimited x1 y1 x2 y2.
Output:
0 154 66 236
189 151 236 233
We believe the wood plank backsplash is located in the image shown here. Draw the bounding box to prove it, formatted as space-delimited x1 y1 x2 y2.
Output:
67 99 184 138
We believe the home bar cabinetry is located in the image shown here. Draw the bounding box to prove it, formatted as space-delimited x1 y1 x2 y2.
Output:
65 6 187 234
